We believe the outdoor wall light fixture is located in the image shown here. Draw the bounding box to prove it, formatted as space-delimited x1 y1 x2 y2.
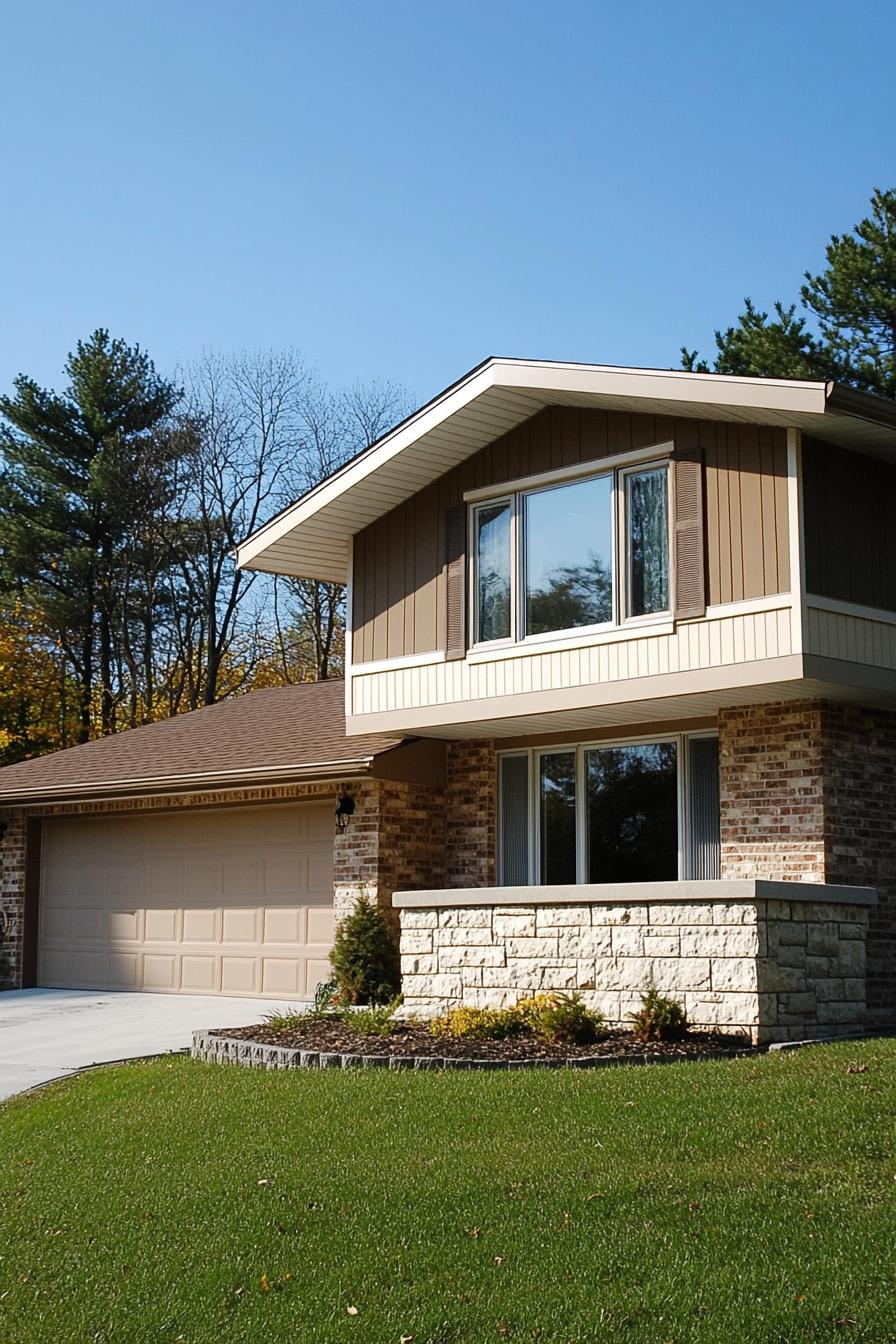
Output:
335 792 356 831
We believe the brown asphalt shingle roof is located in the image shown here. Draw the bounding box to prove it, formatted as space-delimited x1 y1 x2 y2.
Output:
0 680 408 802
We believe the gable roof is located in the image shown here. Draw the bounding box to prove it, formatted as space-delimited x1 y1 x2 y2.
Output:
236 356 896 583
0 680 407 803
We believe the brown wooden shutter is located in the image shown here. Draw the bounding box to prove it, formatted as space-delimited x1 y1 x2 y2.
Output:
672 450 706 620
445 503 468 660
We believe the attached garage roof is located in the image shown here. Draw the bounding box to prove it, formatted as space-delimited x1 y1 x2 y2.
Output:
0 680 408 803
236 356 896 583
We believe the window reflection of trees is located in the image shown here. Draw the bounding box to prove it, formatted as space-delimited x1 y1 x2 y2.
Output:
586 743 677 882
526 551 612 636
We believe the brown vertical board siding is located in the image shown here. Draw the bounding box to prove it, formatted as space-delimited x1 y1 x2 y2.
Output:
773 436 790 592
738 426 764 600
350 407 792 660
803 437 896 610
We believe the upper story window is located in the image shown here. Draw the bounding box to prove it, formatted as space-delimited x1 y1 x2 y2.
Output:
472 458 671 647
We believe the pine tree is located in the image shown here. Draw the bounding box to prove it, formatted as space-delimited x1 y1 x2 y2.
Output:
683 188 896 400
802 187 896 399
0 330 182 740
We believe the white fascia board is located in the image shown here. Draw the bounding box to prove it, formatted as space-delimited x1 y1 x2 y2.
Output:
236 358 832 577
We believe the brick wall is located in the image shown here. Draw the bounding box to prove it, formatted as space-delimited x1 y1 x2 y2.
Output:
334 779 447 929
720 699 896 1023
445 740 496 888
719 702 827 883
0 812 27 990
820 702 896 1021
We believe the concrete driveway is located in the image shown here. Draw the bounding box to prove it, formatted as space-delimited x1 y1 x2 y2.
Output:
0 988 298 1101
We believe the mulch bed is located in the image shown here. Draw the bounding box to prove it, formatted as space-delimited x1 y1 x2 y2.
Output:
211 1018 757 1063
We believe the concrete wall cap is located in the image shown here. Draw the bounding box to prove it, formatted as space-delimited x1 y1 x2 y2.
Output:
393 879 878 910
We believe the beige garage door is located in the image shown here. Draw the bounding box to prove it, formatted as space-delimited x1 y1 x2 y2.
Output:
38 803 335 998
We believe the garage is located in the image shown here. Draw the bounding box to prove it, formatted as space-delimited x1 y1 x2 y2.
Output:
0 680 441 999
37 803 335 999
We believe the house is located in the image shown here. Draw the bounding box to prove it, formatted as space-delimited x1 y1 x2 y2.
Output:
2 358 895 1042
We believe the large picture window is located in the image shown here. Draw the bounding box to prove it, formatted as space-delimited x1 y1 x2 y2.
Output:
525 476 613 636
498 733 719 886
472 456 670 646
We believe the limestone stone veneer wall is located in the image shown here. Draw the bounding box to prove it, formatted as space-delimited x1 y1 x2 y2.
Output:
395 880 875 1044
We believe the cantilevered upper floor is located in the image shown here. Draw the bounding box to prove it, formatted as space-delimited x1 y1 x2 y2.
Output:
237 358 896 738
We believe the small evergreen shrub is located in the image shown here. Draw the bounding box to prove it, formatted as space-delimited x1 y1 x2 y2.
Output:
429 1005 526 1040
629 986 689 1042
329 897 401 1005
517 992 605 1044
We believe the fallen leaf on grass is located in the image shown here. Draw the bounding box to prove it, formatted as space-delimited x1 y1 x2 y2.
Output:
400 1335 414 1343
260 1274 271 1293
467 1226 482 1238
846 1063 868 1075
347 1305 359 1316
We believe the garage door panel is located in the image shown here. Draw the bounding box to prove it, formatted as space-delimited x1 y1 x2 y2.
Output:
305 958 332 995
261 957 303 995
143 954 179 989
221 908 257 943
308 854 334 894
307 907 336 944
222 858 263 899
182 908 219 943
146 856 185 900
108 953 140 989
181 956 219 992
38 803 335 999
221 957 257 994
265 853 307 896
107 909 141 941
144 908 180 942
263 907 304 943
180 854 222 899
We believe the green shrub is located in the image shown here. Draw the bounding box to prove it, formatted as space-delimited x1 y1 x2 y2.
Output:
329 897 401 1005
261 1008 306 1033
629 986 689 1042
348 999 402 1036
312 979 341 1014
429 1005 526 1040
517 992 605 1044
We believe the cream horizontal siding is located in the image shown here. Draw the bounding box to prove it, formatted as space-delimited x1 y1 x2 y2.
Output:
806 603 896 669
350 602 795 717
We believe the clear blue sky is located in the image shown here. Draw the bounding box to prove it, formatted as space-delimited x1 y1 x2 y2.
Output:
2 1 894 408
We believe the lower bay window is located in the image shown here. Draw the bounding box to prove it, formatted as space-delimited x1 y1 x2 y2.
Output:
498 732 720 886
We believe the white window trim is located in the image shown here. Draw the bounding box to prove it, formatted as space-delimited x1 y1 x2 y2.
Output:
470 448 672 651
498 729 719 887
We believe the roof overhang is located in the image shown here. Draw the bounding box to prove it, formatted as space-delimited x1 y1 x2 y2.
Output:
0 758 377 807
237 357 896 583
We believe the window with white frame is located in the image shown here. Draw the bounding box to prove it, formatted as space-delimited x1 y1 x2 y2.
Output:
472 457 670 646
498 733 720 886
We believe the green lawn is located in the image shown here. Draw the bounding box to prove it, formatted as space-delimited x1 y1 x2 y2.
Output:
1 1042 894 1343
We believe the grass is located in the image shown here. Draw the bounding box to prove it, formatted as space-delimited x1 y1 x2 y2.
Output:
1 1041 895 1343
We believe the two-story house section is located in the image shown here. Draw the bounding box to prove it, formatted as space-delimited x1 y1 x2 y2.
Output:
239 359 896 1042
